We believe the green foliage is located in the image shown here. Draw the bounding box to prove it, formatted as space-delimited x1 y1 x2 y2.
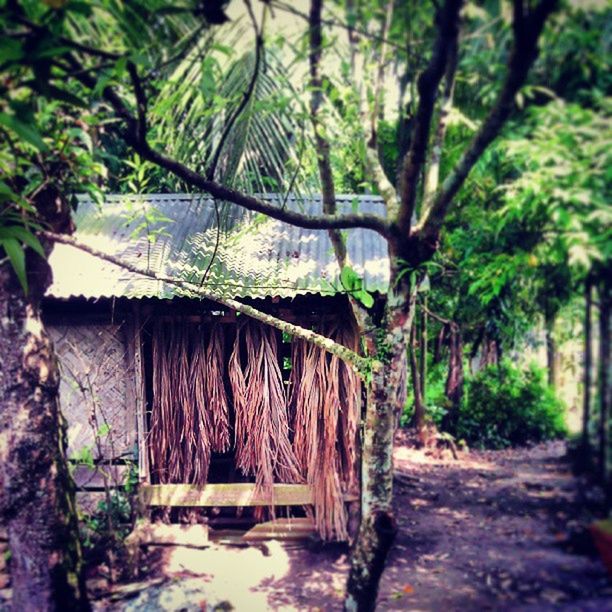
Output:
456 360 567 449
340 265 374 308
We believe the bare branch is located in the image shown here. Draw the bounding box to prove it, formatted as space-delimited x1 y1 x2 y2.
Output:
270 0 409 51
396 0 462 233
309 0 346 266
417 0 559 245
420 32 458 219
42 230 375 374
63 54 393 238
347 0 398 213
127 61 147 145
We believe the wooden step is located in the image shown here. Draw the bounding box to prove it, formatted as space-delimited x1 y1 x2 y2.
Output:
242 518 316 541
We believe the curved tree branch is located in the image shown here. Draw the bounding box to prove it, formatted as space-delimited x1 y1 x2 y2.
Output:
420 30 459 220
309 0 346 267
396 0 462 234
417 0 559 246
347 0 398 214
59 53 393 238
42 230 375 375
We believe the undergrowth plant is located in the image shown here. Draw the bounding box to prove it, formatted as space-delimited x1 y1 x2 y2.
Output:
456 360 567 449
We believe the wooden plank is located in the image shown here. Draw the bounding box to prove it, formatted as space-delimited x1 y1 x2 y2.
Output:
140 483 314 507
243 518 316 541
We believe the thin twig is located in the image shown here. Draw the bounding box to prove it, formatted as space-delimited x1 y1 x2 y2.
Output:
206 0 264 181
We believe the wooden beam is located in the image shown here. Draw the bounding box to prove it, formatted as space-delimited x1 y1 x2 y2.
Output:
140 483 314 507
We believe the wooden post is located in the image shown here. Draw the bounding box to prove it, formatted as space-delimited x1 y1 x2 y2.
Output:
128 302 148 484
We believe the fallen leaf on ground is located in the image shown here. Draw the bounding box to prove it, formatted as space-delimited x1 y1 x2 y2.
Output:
402 584 414 594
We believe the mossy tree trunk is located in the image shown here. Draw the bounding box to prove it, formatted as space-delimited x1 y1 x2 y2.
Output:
0 185 89 611
345 266 414 611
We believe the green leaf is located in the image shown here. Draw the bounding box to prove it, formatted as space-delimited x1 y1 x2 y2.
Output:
0 226 44 256
1 238 28 294
0 112 47 151
31 46 72 60
47 85 88 109
0 181 20 202
354 288 375 309
97 423 110 438
0 38 24 63
340 264 362 292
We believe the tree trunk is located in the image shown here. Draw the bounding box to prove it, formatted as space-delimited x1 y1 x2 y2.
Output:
0 185 89 610
419 300 427 400
433 323 446 365
582 277 593 459
345 277 414 611
410 326 426 437
442 323 463 432
545 311 556 389
597 274 610 491
480 331 499 368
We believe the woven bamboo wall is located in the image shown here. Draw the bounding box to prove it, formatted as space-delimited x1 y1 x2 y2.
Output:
49 323 136 461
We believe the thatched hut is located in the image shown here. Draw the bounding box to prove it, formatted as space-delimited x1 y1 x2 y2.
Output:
44 193 388 541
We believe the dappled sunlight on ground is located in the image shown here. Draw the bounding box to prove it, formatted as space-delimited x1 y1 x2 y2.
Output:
86 440 610 611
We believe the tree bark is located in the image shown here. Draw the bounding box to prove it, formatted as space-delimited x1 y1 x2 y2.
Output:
345 274 414 611
597 274 610 491
410 326 426 437
0 186 89 611
582 277 593 459
545 311 557 389
419 301 428 400
442 323 463 432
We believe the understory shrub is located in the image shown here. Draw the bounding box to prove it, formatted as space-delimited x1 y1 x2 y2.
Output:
456 360 567 449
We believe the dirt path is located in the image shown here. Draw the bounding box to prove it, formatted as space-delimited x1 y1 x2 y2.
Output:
93 439 611 611
378 438 610 610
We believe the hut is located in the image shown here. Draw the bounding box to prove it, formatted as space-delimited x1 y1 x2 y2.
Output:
44 193 388 541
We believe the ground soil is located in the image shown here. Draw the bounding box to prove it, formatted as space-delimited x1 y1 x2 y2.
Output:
6 437 610 611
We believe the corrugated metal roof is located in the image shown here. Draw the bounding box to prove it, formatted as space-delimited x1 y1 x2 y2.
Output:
47 193 390 300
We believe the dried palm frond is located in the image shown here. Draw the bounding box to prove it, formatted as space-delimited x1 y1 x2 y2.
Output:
334 320 361 494
167 322 191 483
290 318 361 541
149 321 173 484
190 325 212 485
205 323 231 453
230 320 302 508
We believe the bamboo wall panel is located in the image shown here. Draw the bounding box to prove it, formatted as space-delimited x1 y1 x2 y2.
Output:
49 324 136 460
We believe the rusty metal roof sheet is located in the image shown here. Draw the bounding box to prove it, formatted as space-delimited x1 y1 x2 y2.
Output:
47 193 390 300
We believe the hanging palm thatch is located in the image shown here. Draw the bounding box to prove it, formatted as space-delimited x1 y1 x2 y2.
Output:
148 314 361 540
149 321 230 487
205 324 231 453
230 320 302 504
290 319 361 541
